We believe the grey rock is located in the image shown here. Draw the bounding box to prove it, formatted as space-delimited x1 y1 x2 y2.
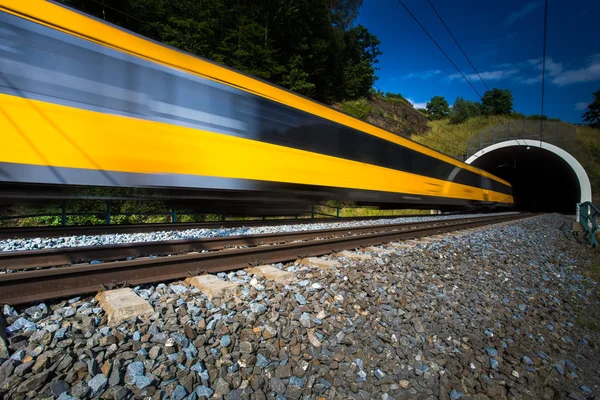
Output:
450 389 465 400
51 380 70 397
289 376 305 387
299 313 311 328
214 378 231 397
58 393 78 400
134 375 154 389
125 361 145 384
294 294 307 305
257 354 270 368
88 374 108 397
71 380 90 398
6 317 36 335
250 303 267 315
221 335 232 347
269 378 286 394
196 386 215 398
171 385 187 400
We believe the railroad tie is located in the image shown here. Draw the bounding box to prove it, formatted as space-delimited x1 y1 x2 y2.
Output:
247 265 295 284
335 251 372 261
185 274 240 301
299 257 342 270
95 288 154 326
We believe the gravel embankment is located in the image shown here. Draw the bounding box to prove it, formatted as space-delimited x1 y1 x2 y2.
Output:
1 213 599 400
0 212 518 252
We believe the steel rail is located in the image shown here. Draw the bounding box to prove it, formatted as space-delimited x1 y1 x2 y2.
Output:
0 215 512 270
0 213 533 305
0 214 436 240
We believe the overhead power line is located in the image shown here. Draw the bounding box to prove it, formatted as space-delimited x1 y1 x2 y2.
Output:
539 0 549 144
426 0 521 137
398 0 522 145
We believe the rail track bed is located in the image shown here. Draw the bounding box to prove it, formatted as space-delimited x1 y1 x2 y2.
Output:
0 214 432 240
3 213 598 400
0 213 532 305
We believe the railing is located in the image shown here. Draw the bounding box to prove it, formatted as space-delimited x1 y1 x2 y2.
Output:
577 202 599 247
466 120 577 159
0 200 343 227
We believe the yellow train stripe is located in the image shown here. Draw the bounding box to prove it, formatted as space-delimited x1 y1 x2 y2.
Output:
0 0 511 188
0 93 512 204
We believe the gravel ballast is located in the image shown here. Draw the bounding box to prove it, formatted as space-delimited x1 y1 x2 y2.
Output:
1 213 599 400
0 212 518 252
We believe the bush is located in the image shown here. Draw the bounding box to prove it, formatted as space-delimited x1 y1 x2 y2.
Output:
449 97 482 124
482 88 513 115
527 114 549 120
426 96 450 120
339 98 372 119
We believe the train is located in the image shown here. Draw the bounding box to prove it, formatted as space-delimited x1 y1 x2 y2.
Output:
0 0 513 215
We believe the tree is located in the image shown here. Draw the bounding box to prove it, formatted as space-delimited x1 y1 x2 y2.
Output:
481 88 513 115
63 0 382 104
449 97 481 124
426 96 450 120
582 89 600 128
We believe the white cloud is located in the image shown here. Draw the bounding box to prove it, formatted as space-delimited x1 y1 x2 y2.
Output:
552 53 600 86
448 68 519 81
504 1 543 26
407 98 428 109
575 102 589 111
528 57 564 77
518 74 542 85
401 70 442 80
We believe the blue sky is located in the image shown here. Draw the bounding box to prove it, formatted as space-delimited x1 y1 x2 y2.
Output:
356 0 599 122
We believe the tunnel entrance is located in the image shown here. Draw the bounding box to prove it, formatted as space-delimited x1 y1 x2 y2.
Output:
466 140 591 214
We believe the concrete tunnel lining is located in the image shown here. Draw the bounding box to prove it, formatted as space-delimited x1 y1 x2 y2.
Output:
465 139 592 212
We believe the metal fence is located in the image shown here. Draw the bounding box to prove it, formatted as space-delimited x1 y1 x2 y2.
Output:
466 120 577 159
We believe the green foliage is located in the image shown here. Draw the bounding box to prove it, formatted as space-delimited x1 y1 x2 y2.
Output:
426 96 450 120
449 97 481 124
339 98 372 119
63 0 380 103
481 88 513 115
282 55 316 97
527 114 549 121
511 111 526 120
582 89 600 128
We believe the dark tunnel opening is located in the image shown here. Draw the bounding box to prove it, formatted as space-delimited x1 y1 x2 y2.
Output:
469 146 581 214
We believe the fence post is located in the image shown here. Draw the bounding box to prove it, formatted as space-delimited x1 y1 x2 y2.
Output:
336 207 340 218
222 214 225 222
105 200 111 225
311 206 315 219
171 209 177 223
523 120 525 136
555 122 559 146
61 201 66 226
493 126 496 142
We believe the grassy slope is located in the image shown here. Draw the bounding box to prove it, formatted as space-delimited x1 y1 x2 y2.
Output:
413 116 600 203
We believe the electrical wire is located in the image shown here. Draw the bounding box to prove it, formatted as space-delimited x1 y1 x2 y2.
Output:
59 0 146 23
540 0 549 145
426 0 521 135
398 0 522 145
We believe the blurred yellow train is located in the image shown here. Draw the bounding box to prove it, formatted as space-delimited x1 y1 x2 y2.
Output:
0 0 513 213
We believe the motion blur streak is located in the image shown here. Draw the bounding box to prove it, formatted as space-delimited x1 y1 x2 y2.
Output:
0 0 513 212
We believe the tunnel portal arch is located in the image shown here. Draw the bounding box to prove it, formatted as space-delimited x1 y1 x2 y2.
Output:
465 139 591 213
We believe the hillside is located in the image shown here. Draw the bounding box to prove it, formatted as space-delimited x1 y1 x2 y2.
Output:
416 117 600 203
339 96 600 203
337 94 431 136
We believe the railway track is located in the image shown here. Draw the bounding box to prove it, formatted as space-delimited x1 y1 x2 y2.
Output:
0 214 433 240
0 213 534 305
